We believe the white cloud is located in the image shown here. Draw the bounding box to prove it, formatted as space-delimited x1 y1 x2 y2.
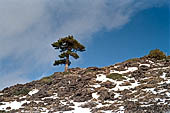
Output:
0 0 47 37
0 0 169 90
0 69 29 90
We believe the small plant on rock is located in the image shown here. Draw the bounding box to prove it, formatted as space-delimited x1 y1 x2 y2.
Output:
107 73 126 81
13 88 30 96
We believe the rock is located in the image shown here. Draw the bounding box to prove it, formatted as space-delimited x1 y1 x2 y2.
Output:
6 107 11 110
120 81 131 86
98 89 115 101
72 88 93 102
101 81 116 88
1 57 170 113
80 102 98 108
56 105 74 111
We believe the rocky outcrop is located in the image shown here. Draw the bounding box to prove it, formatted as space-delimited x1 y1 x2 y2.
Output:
0 57 170 113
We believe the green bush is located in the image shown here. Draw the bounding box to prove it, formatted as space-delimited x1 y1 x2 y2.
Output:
40 76 53 83
148 49 166 60
62 71 72 75
167 56 170 59
107 73 126 81
13 88 30 96
125 58 140 62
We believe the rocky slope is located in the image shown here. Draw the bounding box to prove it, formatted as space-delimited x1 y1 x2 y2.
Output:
0 57 170 113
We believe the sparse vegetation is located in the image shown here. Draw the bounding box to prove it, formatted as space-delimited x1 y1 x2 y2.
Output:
148 49 166 60
85 69 94 73
40 74 54 83
125 58 140 62
167 56 170 59
40 76 53 83
62 71 72 75
13 88 30 96
107 73 126 81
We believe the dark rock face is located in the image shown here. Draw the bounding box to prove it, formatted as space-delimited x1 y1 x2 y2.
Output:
0 57 170 113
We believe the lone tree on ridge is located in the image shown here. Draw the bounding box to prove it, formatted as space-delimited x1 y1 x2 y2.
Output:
52 35 85 72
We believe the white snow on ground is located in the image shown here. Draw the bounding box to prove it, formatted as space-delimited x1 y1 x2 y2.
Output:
160 73 166 79
63 102 91 113
111 67 138 74
112 76 140 91
19 96 27 99
143 88 157 94
100 110 112 113
92 92 100 99
166 92 170 97
159 79 170 84
147 60 154 64
91 84 101 88
112 80 139 91
41 100 92 113
96 103 109 108
152 66 170 70
28 89 39 96
42 93 58 100
139 64 150 67
114 65 120 68
0 93 3 96
96 74 140 91
0 100 30 110
115 106 124 113
114 92 121 98
96 74 110 82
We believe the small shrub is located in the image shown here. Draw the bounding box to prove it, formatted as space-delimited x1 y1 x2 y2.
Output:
63 71 72 75
107 73 126 81
125 58 140 62
167 56 170 59
148 49 166 60
40 76 53 83
13 88 30 96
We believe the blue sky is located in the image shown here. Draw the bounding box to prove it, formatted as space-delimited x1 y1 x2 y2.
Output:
0 0 169 89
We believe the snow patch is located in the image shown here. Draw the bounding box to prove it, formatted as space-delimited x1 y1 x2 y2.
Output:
96 74 140 91
91 84 101 88
42 93 58 100
160 73 166 79
111 67 138 74
139 64 150 67
64 102 91 113
143 88 157 94
28 89 39 96
96 74 108 82
152 66 170 71
0 100 30 110
92 92 100 99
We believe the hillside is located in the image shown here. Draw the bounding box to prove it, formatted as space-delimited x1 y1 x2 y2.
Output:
0 56 170 113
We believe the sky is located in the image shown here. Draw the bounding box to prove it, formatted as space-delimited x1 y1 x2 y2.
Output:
0 0 169 90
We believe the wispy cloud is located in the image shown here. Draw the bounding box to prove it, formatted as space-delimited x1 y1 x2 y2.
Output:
0 0 169 89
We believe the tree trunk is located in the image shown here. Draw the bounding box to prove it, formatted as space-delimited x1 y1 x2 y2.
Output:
65 55 69 72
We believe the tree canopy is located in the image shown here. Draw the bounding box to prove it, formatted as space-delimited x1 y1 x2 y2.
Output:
52 35 85 72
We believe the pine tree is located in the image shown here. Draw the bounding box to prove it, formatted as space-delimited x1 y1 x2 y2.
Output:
52 35 85 72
